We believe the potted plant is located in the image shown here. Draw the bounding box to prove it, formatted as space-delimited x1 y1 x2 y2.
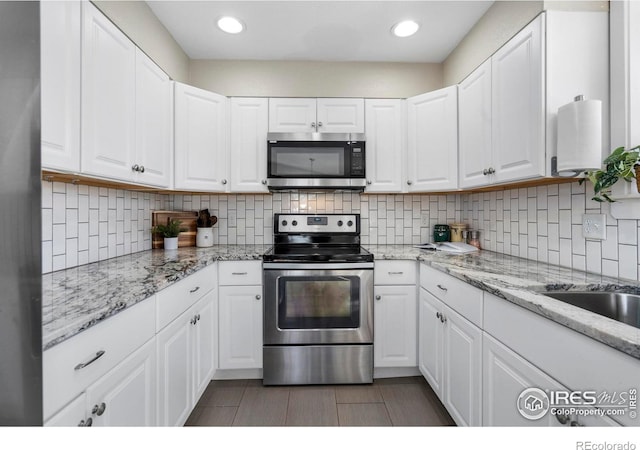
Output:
580 145 640 202
151 219 187 250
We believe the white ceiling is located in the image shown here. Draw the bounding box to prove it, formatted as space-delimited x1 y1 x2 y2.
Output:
146 1 494 63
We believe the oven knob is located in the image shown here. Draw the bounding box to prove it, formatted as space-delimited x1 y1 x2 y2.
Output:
337 220 343 227
292 220 298 226
347 220 353 227
281 220 288 226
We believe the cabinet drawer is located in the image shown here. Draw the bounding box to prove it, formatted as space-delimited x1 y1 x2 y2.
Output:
420 263 483 327
156 264 217 331
219 261 262 286
43 297 156 421
374 260 417 285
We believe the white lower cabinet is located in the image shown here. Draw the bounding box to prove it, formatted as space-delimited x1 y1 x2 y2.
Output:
218 285 263 370
374 285 417 367
157 290 216 426
419 287 482 426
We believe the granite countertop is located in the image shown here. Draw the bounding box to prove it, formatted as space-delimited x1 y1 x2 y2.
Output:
42 245 269 350
368 244 640 360
43 243 640 361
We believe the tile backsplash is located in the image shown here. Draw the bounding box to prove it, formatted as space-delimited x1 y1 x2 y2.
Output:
42 179 640 283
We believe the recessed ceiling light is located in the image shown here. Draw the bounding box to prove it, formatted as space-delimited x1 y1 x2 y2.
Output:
217 16 244 34
391 20 420 38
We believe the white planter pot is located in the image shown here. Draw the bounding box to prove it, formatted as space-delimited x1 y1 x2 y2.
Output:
164 237 179 250
196 227 214 248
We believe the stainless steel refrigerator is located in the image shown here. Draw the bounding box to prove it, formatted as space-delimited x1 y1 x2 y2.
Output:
0 1 43 425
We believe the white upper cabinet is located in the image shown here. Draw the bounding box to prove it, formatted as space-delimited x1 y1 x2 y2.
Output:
458 59 492 189
41 0 81 173
230 97 269 192
135 49 172 188
81 3 172 188
174 82 228 192
364 99 404 193
406 86 458 192
81 2 136 182
491 15 545 184
316 98 365 133
268 98 364 133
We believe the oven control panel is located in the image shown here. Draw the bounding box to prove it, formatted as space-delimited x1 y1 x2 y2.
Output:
276 214 359 234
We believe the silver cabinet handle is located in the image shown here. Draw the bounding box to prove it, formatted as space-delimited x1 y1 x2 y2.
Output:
487 167 495 174
139 165 145 173
232 272 247 275
190 316 196 325
78 417 92 427
407 180 412 185
317 121 323 128
189 286 200 294
262 179 267 185
436 312 441 320
366 180 372 185
74 350 106 371
437 284 448 292
311 122 316 129
483 169 488 176
256 294 261 300
131 164 140 172
222 179 227 185
196 314 201 322
388 271 404 275
92 402 106 416
442 315 447 324
375 295 381 300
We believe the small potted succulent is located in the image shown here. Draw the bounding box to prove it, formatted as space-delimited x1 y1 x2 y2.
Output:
151 219 187 250
580 145 640 202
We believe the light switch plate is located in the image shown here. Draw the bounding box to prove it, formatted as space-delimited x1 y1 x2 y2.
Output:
582 214 606 240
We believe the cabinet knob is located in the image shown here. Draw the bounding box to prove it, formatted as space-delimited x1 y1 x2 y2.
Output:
488 167 495 174
366 180 372 185
222 179 227 185
375 295 381 301
317 122 323 128
78 417 93 427
139 165 145 173
92 402 106 416
256 294 261 300
262 179 267 185
407 180 412 185
132 164 140 172
483 169 488 176
436 312 441 319
311 122 316 129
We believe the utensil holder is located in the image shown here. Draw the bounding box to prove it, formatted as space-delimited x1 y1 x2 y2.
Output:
196 228 214 248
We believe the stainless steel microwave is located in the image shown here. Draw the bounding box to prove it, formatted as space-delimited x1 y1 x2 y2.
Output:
266 133 366 191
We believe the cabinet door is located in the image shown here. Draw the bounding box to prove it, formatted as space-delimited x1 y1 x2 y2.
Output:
406 86 458 192
374 285 417 368
157 309 192 426
44 393 87 427
230 97 269 192
364 99 404 192
268 98 317 133
134 49 172 188
41 0 81 173
218 286 263 370
316 98 365 133
81 2 136 181
191 291 216 406
459 59 493 189
492 15 545 184
483 333 565 427
418 288 444 399
174 82 228 192
86 338 156 427
442 304 482 427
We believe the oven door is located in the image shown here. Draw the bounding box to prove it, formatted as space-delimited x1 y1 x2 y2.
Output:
263 263 373 345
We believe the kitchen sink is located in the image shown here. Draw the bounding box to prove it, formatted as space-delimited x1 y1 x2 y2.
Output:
545 291 640 330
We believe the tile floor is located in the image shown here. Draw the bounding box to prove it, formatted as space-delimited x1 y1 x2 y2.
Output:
185 376 456 426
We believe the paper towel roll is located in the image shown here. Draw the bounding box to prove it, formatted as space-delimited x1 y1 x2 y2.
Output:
556 98 602 176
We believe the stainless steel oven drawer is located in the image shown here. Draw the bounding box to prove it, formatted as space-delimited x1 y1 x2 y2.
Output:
263 345 373 385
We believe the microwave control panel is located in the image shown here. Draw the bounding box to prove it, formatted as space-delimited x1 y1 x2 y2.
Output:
350 144 364 176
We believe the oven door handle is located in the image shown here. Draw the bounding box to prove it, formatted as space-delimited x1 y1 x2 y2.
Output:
263 262 374 270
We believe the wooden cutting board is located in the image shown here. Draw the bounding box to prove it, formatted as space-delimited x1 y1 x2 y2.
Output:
151 210 198 249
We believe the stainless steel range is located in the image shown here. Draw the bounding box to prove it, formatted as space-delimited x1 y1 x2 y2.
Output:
262 213 374 385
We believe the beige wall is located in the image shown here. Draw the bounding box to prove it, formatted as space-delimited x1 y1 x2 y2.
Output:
92 0 190 82
189 60 443 98
443 1 544 86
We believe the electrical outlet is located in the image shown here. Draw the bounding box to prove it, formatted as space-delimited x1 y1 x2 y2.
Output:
582 214 606 240
421 212 429 227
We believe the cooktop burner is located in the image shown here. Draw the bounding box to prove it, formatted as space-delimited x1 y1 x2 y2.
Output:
263 213 373 263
